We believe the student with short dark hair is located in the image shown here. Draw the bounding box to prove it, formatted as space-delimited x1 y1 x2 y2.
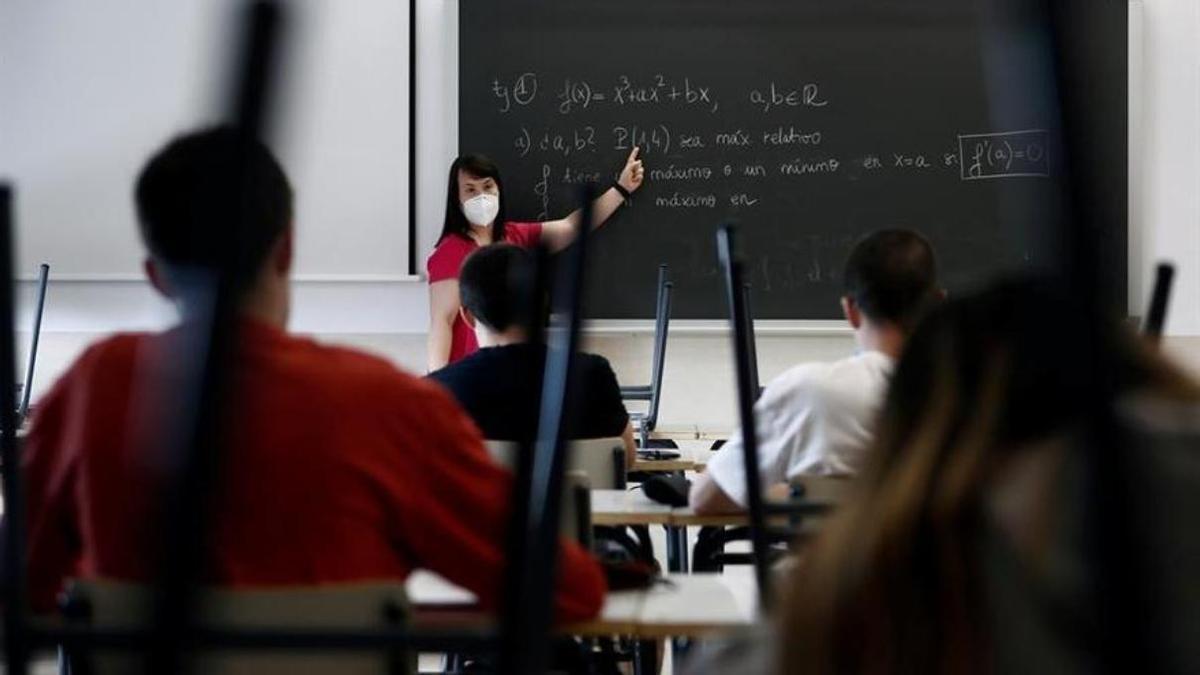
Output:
690 229 942 515
19 127 606 621
429 244 637 465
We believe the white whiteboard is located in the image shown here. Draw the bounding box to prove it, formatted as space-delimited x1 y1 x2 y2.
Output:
0 0 411 280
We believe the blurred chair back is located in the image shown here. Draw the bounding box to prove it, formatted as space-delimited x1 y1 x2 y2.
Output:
486 437 626 490
486 439 614 546
621 265 673 446
742 282 761 400
716 224 772 609
59 579 414 675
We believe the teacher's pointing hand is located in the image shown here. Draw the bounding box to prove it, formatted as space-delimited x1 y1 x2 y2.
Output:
618 146 646 193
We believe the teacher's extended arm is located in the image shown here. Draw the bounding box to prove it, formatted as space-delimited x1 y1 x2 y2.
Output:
540 147 646 253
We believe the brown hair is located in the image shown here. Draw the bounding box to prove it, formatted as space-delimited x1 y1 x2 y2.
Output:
779 278 1199 675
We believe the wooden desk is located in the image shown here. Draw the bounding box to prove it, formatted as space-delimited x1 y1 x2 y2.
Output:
644 425 699 441
590 489 675 526
695 427 732 443
406 571 751 639
630 447 709 473
627 574 750 637
645 424 731 445
590 489 751 528
590 488 751 574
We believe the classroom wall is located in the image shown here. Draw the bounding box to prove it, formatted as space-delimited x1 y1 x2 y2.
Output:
1131 0 1200 338
4 0 1200 421
16 329 1200 432
0 0 419 339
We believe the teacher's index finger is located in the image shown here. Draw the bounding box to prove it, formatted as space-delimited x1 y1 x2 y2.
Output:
627 146 641 164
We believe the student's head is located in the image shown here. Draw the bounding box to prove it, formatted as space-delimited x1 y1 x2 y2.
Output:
135 127 294 320
458 244 532 346
779 277 1200 674
840 229 940 340
439 154 508 245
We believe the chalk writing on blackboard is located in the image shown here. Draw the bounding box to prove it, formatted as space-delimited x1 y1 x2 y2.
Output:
958 129 1050 180
492 73 538 113
490 74 1055 216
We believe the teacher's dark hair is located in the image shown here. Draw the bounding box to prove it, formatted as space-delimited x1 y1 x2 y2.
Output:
438 154 508 245
135 126 293 295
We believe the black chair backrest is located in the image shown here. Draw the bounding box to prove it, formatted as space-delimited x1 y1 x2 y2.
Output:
716 224 772 612
18 263 49 423
1143 262 1175 342
0 184 31 672
500 188 594 675
741 282 761 400
645 265 673 429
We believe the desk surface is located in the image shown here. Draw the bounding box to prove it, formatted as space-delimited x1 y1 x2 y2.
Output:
649 425 732 443
590 489 753 528
590 488 675 526
630 447 711 473
407 571 752 638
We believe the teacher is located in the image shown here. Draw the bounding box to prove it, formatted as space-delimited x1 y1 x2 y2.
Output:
426 148 646 371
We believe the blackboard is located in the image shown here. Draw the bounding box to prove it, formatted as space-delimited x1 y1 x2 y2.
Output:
459 0 1127 320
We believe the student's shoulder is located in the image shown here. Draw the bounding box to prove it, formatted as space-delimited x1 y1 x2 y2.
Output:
425 354 474 392
763 353 871 400
766 359 838 396
767 352 891 408
63 333 149 380
32 333 152 413
579 350 616 372
286 336 460 411
579 351 621 384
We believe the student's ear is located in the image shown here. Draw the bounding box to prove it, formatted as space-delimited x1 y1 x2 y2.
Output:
841 296 863 329
272 226 294 276
144 258 173 299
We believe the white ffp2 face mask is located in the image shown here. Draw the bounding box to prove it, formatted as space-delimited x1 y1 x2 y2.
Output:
462 194 499 227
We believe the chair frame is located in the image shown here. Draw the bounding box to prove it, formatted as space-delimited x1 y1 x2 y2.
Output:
715 225 774 610
57 580 414 675
17 263 48 424
621 265 673 448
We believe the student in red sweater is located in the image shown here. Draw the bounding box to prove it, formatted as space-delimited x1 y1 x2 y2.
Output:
19 127 606 621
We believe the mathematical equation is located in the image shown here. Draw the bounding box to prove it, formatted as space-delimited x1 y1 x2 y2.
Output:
518 126 1052 218
510 122 1049 178
491 72 828 116
958 129 1050 180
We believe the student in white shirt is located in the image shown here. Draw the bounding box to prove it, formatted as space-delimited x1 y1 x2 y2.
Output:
690 229 943 515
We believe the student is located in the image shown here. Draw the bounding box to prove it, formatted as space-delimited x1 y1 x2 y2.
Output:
426 150 646 371
683 279 1200 675
19 128 605 621
776 279 1200 674
690 229 941 515
429 244 637 466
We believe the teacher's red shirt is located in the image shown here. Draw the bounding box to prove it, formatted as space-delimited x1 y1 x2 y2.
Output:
21 319 604 620
426 222 543 365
